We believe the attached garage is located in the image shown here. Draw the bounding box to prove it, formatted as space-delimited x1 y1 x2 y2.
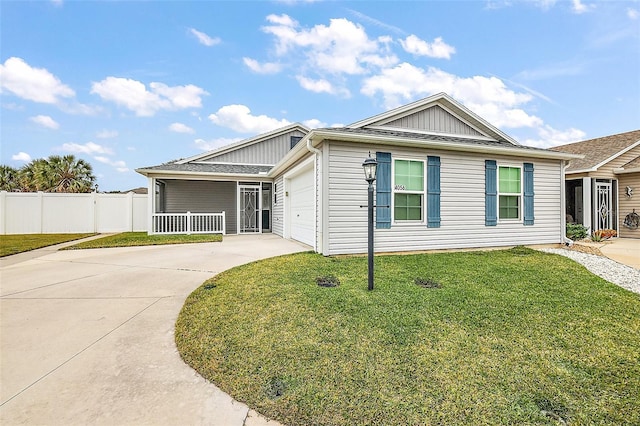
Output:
286 163 315 247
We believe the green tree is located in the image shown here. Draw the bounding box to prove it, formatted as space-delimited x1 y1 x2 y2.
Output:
1 155 96 193
0 165 20 191
41 155 96 193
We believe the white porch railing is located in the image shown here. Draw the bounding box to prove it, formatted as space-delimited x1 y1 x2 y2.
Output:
151 211 225 235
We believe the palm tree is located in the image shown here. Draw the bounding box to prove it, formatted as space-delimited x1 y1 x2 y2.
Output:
42 155 96 193
0 165 19 191
16 159 49 192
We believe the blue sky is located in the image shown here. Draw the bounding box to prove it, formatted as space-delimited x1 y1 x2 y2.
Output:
1 0 639 191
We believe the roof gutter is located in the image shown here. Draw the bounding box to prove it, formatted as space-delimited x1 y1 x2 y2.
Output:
613 166 640 175
134 168 272 181
309 129 583 161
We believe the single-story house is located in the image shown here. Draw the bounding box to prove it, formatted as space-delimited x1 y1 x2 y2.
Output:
551 129 640 239
136 92 580 255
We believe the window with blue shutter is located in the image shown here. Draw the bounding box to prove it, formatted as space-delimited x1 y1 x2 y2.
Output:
485 160 497 226
376 152 391 229
523 162 534 225
427 156 441 228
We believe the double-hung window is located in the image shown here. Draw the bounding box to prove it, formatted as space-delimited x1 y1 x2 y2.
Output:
498 166 521 220
393 159 424 222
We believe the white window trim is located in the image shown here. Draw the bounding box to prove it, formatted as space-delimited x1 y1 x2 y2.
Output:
497 164 523 222
392 157 426 224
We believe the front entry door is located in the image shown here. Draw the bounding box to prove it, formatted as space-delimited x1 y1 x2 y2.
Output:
240 186 260 233
595 181 612 231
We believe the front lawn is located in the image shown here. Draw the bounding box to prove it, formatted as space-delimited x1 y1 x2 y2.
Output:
0 233 95 257
64 232 222 249
176 248 640 425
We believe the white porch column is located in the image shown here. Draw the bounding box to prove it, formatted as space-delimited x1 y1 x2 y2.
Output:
147 177 155 234
582 177 592 231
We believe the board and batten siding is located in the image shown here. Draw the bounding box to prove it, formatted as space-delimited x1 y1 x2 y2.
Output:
198 130 307 165
325 141 564 255
272 175 285 237
163 180 237 234
383 105 484 137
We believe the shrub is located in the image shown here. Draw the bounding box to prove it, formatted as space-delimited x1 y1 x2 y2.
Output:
566 223 589 240
593 229 617 240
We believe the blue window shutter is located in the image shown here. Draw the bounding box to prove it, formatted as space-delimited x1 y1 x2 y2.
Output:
485 160 497 226
427 156 441 228
376 152 391 229
523 163 534 226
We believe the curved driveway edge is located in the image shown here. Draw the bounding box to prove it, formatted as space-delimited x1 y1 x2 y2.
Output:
0 234 308 426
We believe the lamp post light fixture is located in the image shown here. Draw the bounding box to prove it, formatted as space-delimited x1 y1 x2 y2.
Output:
362 154 378 291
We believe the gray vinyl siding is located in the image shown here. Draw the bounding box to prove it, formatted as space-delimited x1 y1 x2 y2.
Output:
272 175 284 237
198 130 307 165
163 180 237 234
383 105 484 137
325 141 563 255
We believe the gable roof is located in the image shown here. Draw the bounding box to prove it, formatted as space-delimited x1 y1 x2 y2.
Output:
347 92 519 146
175 123 310 165
550 129 640 173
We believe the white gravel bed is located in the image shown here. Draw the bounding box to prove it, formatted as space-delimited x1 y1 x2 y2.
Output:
539 248 640 295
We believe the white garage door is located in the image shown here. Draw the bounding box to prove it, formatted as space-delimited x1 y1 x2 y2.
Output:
289 166 314 247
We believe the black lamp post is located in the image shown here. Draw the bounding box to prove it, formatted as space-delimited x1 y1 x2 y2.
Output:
362 154 377 291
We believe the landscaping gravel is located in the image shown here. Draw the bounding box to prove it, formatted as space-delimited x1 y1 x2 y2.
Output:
539 248 640 295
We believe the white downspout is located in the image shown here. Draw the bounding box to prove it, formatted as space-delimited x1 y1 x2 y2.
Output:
306 138 321 252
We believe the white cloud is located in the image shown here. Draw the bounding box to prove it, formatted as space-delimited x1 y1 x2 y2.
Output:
346 8 407 36
208 104 291 133
302 118 327 129
628 8 639 20
96 129 118 139
243 57 283 74
91 77 208 116
361 63 542 128
0 57 75 104
296 75 351 97
261 14 398 75
169 122 195 134
531 0 558 10
30 115 59 129
571 0 594 14
12 152 32 162
94 156 129 172
51 0 63 6
400 35 456 59
194 137 243 151
188 28 221 46
59 141 113 155
521 125 586 148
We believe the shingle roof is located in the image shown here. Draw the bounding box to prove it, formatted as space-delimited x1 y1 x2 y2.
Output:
317 127 554 153
622 155 640 170
550 129 640 172
137 162 273 175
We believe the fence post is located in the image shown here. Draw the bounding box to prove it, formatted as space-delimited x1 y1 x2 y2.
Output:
38 191 44 233
127 192 134 232
222 211 226 235
0 191 6 235
187 211 191 235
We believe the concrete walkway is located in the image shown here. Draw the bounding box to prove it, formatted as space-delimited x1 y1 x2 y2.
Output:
0 234 307 425
600 238 640 269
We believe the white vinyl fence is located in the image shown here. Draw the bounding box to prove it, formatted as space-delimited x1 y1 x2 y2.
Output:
0 191 148 235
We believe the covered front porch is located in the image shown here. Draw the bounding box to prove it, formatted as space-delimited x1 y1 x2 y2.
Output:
566 177 618 233
149 178 273 235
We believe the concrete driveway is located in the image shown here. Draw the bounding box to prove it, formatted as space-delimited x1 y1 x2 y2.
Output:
0 235 308 426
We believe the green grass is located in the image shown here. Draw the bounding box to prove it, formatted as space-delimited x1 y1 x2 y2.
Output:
0 233 95 257
64 232 222 249
176 247 640 426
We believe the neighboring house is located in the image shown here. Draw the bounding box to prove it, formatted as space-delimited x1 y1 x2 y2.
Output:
137 93 579 255
551 130 640 239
